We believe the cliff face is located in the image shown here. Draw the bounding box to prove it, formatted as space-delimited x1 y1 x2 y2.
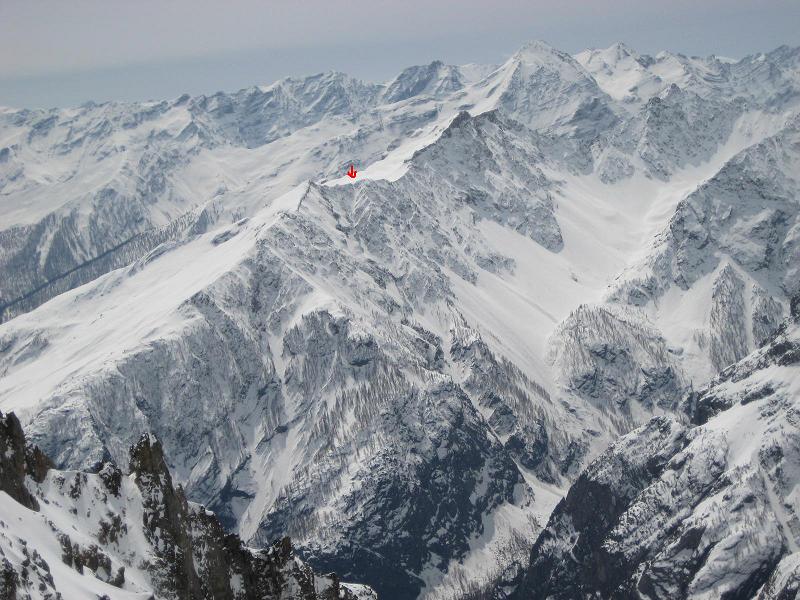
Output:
0 411 45 510
0 410 371 600
514 310 800 600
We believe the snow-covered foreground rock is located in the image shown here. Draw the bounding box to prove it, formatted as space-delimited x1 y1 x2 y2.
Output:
1 39 799 599
0 409 371 600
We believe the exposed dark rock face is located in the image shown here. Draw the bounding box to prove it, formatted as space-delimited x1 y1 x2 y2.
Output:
515 321 800 600
689 319 800 426
757 556 800 599
130 433 205 599
130 433 361 600
710 265 749 372
58 532 126 588
451 329 567 483
0 410 50 509
259 379 525 600
0 412 368 600
550 305 686 418
791 292 800 321
514 417 690 599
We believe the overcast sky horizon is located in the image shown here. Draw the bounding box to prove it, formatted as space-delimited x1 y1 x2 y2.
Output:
2 0 799 109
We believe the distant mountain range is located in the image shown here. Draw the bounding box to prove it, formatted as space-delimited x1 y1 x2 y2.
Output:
1 40 799 600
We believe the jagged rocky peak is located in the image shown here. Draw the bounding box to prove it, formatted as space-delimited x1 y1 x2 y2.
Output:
500 39 619 139
263 71 380 114
602 41 638 58
382 60 465 103
513 39 576 64
574 41 643 69
0 411 372 600
185 71 382 149
594 80 744 181
0 410 37 509
508 38 607 98
129 431 172 484
0 410 50 510
603 115 798 381
549 303 686 419
406 109 564 251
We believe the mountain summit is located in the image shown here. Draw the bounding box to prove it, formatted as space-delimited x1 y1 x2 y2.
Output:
1 40 799 600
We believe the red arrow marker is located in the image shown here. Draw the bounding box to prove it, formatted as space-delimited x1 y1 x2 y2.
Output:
346 164 357 179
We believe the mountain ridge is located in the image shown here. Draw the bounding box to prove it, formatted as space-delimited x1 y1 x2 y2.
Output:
1 39 799 600
0 408 374 600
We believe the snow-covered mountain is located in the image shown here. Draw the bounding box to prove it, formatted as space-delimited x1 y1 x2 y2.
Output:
576 43 800 109
516 303 800 599
1 40 799 600
0 409 373 599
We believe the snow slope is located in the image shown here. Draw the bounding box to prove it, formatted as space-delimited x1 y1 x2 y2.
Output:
1 40 799 600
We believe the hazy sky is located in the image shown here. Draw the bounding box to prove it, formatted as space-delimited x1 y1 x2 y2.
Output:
1 0 799 108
